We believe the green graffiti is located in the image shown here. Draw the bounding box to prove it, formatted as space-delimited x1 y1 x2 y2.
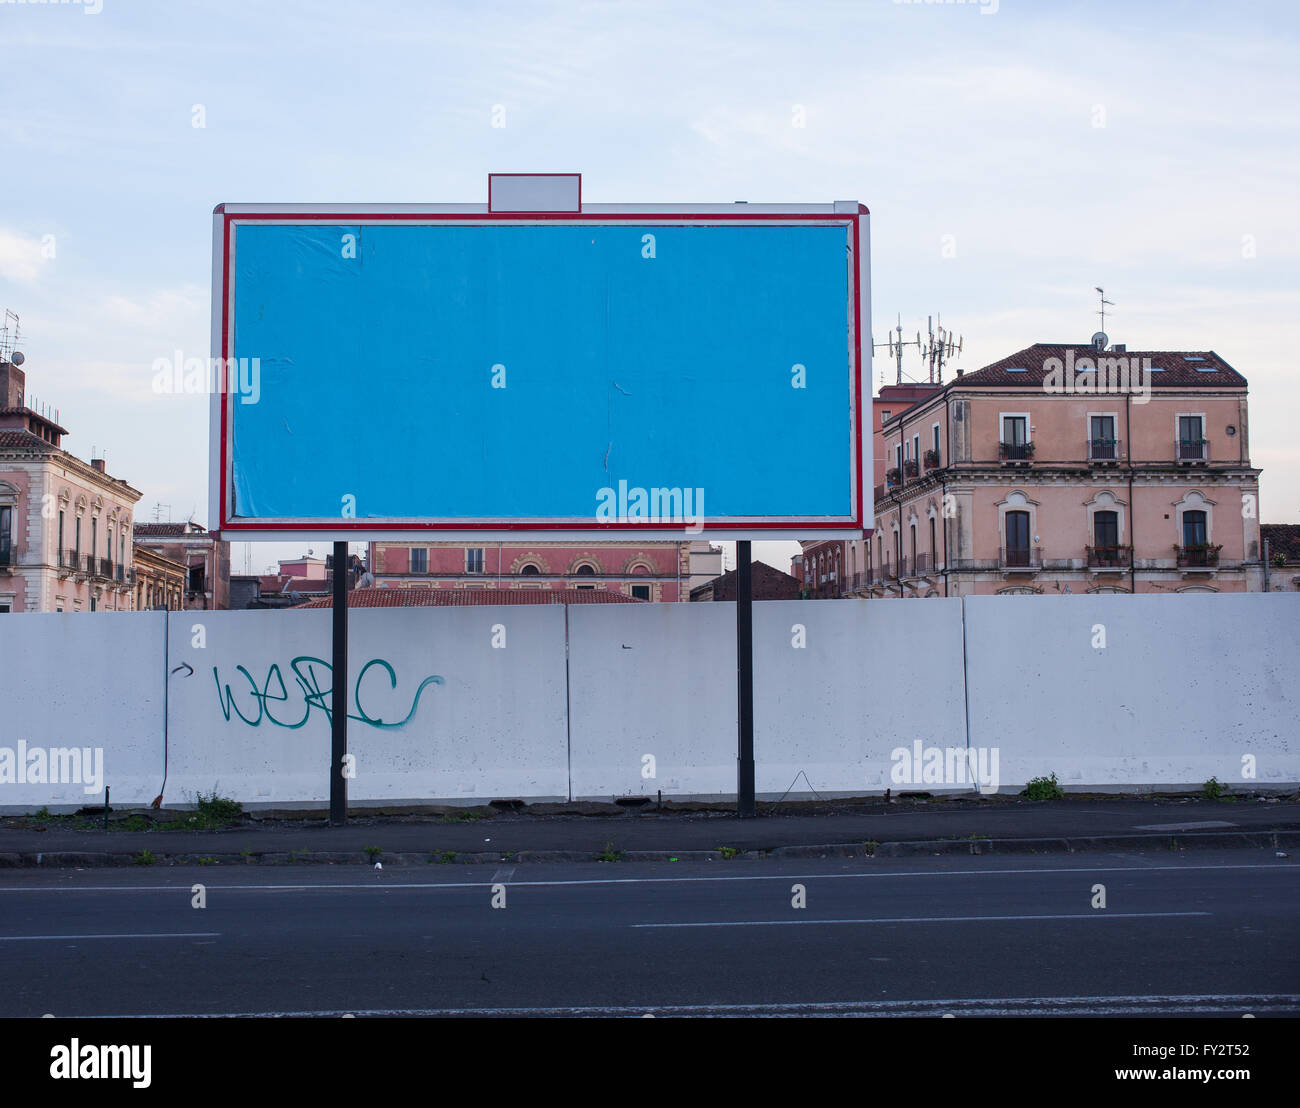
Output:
212 655 443 729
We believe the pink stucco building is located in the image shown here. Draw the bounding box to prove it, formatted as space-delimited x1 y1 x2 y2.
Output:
0 355 142 612
367 540 694 602
859 340 1263 596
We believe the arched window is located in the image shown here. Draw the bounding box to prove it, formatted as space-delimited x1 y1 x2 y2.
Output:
520 564 540 576
1182 509 1207 547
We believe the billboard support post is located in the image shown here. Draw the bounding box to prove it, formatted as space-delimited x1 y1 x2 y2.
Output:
330 540 348 826
736 540 755 818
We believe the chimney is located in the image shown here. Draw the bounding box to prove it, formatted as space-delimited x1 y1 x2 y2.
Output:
91 458 106 473
0 358 24 408
1112 343 1126 353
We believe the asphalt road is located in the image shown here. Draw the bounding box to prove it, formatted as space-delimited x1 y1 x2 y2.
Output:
3 850 1297 1016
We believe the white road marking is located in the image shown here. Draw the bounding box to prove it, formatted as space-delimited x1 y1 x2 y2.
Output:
0 860 1292 895
74 993 1300 1018
0 932 221 941
632 911 1211 928
1134 821 1238 831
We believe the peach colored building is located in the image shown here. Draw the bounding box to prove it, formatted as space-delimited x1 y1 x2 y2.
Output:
0 355 142 613
132 544 187 610
863 341 1263 596
132 521 230 610
367 541 692 602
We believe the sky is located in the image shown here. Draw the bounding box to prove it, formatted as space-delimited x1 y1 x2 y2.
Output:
2 0 1297 578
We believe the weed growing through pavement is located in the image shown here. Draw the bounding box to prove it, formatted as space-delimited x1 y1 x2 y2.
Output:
1021 773 1064 801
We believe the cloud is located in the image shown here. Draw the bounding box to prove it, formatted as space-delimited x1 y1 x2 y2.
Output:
0 228 51 284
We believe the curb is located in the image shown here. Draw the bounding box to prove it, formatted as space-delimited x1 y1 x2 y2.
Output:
1 829 1295 868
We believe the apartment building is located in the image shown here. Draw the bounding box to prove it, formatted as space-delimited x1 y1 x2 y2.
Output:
864 340 1262 596
0 355 142 612
367 541 694 602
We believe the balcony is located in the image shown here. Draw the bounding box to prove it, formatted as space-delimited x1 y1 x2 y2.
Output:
913 551 933 575
1176 438 1209 463
999 441 1034 465
97 557 113 580
1088 437 1122 464
1087 544 1132 571
1000 546 1043 572
884 467 901 489
902 458 919 481
924 448 941 471
1176 543 1221 569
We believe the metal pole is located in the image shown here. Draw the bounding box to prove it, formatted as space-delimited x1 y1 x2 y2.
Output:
330 540 349 825
736 541 755 818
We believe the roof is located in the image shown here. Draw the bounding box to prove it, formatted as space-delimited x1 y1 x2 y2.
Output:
690 561 802 599
955 344 1247 389
1261 524 1300 563
0 428 58 454
134 522 208 537
0 406 69 435
297 587 644 608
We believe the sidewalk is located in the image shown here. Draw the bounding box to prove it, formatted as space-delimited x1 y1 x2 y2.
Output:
3 794 1297 867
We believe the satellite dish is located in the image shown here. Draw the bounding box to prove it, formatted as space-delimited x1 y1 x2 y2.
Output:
1091 331 1108 350
10 351 24 366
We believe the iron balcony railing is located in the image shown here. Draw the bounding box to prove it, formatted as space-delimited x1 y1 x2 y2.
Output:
1176 544 1221 567
1000 546 1043 570
1086 544 1132 568
1088 437 1121 462
999 441 1035 461
914 551 933 574
1177 438 1209 462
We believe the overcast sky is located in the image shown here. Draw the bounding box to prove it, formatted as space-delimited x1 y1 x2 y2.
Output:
2 0 1296 576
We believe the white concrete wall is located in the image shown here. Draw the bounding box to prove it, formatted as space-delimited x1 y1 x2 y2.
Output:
567 603 735 798
0 612 165 809
2 594 1297 811
963 594 1300 788
165 606 570 805
754 599 967 796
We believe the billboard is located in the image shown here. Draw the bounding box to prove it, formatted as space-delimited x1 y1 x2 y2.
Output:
209 198 869 540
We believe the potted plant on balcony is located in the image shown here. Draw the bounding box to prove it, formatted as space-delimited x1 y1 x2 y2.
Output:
1178 541 1222 566
923 448 940 469
885 466 901 487
903 458 919 478
1000 440 1035 459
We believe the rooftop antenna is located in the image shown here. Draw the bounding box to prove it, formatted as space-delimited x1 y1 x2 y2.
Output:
152 502 171 522
873 314 922 386
0 309 21 362
922 314 963 384
1095 287 1115 333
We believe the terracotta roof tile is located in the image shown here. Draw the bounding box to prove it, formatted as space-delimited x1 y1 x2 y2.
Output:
1262 524 1300 563
956 344 1247 389
0 429 58 454
296 587 643 608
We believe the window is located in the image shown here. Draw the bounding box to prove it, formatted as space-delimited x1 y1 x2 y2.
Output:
881 410 891 425
1090 415 1116 460
1182 510 1207 547
188 564 205 594
910 523 917 570
931 423 941 464
1178 415 1205 460
630 584 651 600
465 548 484 574
1003 416 1028 445
89 597 96 612
91 518 97 564
520 564 540 576
75 515 81 555
1005 510 1031 565
409 548 428 573
0 505 10 565
930 517 937 564
912 434 920 467
1094 510 1119 551
58 510 64 556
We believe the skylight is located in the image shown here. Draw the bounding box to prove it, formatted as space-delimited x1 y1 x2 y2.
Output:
1196 366 1217 373
1006 367 1027 373
1184 356 1205 362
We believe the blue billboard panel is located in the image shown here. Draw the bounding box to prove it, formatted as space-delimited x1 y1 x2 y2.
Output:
214 209 864 537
